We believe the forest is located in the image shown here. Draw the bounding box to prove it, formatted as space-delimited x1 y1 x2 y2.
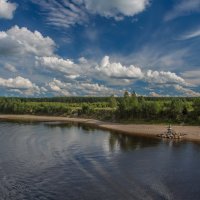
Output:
0 93 199 125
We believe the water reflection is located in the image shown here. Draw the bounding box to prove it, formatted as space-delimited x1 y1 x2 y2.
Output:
44 121 75 129
0 121 200 200
109 132 160 151
161 138 187 148
37 121 190 151
44 122 98 133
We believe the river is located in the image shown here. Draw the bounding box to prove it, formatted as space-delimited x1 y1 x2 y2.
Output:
0 121 200 200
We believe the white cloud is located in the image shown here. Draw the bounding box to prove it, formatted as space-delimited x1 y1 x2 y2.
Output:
32 0 150 28
4 63 17 72
181 70 200 78
174 85 200 97
179 28 200 40
0 76 34 89
122 46 189 71
84 0 150 19
31 0 88 28
36 55 192 90
0 76 41 96
96 56 143 79
65 75 80 80
80 82 114 95
0 24 195 97
149 92 162 97
48 79 71 96
181 70 200 85
0 0 17 19
37 55 144 86
36 56 75 74
146 70 190 86
0 26 55 56
165 0 200 21
78 57 88 64
47 78 123 96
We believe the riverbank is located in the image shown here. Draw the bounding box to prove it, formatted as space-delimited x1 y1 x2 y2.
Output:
0 114 200 142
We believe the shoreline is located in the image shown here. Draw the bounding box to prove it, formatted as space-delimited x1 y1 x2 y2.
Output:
0 114 200 142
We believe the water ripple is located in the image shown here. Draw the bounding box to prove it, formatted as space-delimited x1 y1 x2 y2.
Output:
0 121 199 200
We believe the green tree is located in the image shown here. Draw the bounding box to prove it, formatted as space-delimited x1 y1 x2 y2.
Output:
193 98 200 121
124 91 130 98
109 95 118 108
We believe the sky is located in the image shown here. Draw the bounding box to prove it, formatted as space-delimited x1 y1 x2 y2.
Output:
0 0 200 97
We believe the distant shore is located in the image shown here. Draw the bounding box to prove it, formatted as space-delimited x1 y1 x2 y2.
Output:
0 114 200 142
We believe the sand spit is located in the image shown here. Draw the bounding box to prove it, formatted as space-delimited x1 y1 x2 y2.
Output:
0 115 200 142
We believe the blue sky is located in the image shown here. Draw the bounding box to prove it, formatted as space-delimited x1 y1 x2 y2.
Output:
0 0 200 97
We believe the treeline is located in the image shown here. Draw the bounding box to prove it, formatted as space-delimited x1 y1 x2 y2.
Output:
0 96 196 103
1 97 112 103
116 92 200 124
0 97 114 120
0 95 199 124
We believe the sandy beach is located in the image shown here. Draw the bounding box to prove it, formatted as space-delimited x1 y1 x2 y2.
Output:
0 114 200 142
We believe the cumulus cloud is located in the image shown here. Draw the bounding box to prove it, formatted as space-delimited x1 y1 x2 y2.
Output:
84 0 149 19
174 85 200 97
36 55 95 83
0 76 34 89
0 49 197 96
0 26 55 56
36 56 75 74
48 79 71 96
32 0 150 28
165 0 200 21
36 54 191 89
94 56 191 88
146 70 189 86
47 78 123 96
41 57 199 97
0 23 195 97
0 0 17 19
36 55 144 86
0 76 41 96
96 56 143 79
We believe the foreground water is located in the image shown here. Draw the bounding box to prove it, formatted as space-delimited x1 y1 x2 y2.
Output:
0 122 200 200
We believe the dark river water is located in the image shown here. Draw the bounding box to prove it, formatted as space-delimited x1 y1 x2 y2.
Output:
0 121 200 200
